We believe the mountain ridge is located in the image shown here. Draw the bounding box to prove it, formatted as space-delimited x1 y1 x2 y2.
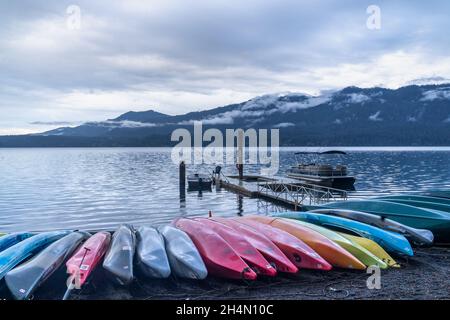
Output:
1 84 449 147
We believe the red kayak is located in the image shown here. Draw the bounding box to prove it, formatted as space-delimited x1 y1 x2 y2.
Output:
234 218 332 271
211 217 298 274
194 218 276 277
66 231 111 287
173 218 257 280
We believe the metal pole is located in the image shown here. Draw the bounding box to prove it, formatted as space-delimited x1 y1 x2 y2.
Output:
179 161 186 203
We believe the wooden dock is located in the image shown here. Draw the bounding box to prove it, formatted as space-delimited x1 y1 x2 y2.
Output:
217 175 348 211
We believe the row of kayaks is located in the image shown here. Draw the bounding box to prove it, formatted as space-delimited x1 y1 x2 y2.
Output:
1 199 440 300
304 194 450 244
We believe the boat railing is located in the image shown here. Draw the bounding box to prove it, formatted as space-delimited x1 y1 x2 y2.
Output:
290 165 349 177
257 179 348 206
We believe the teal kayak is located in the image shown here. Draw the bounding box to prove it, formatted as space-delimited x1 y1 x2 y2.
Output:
375 195 450 206
323 200 450 243
273 211 414 256
0 231 71 280
377 199 450 214
0 233 34 253
423 190 450 199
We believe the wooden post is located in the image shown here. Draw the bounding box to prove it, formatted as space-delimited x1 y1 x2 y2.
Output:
237 130 244 180
179 161 186 203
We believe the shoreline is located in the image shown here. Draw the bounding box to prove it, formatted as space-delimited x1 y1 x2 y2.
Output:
1 247 447 300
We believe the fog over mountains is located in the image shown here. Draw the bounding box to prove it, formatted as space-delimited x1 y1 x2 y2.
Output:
1 84 450 147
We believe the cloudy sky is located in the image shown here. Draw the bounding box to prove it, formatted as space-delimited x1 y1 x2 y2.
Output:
1 0 449 134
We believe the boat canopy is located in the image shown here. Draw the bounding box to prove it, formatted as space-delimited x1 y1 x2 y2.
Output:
294 150 347 155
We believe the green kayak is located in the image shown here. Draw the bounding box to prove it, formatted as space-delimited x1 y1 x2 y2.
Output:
423 190 450 199
377 199 450 214
375 195 450 206
323 200 450 243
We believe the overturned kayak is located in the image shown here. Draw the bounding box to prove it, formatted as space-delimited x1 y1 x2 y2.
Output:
309 209 433 246
211 218 298 273
173 218 257 280
338 232 400 268
103 225 136 285
194 218 276 277
376 198 450 214
423 190 450 199
66 231 111 288
5 231 88 300
375 194 450 206
0 232 34 253
288 219 387 269
0 231 70 280
136 226 171 278
275 212 414 256
223 218 331 271
159 226 207 280
323 200 450 243
245 215 366 270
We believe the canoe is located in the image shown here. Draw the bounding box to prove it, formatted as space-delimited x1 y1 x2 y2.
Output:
244 215 366 270
309 209 433 246
5 231 89 300
0 232 34 253
222 218 331 271
103 225 136 285
338 232 400 268
286 219 387 269
210 218 298 273
194 218 276 277
375 194 450 206
136 226 171 278
323 200 450 243
66 231 111 288
274 212 414 256
159 225 207 280
376 199 450 213
0 231 70 280
173 218 257 280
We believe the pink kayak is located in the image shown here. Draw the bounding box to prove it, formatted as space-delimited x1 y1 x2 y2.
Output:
194 218 276 277
234 218 332 270
211 217 298 273
66 231 111 287
173 218 257 280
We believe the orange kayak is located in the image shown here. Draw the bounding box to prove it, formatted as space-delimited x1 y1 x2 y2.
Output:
244 215 366 270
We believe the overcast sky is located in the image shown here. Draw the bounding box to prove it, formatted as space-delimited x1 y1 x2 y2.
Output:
1 0 449 134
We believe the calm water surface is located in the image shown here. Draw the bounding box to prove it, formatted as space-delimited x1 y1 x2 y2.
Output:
0 147 449 232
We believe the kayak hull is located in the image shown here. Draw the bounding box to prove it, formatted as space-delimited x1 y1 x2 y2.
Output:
173 218 257 280
66 231 111 287
195 218 276 277
103 225 136 285
244 215 366 270
288 219 387 269
5 232 88 300
226 218 331 271
0 231 70 281
159 226 207 280
275 211 414 256
136 227 171 278
211 217 298 273
309 208 434 246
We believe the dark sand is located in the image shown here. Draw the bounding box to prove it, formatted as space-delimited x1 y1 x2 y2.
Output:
1 247 447 300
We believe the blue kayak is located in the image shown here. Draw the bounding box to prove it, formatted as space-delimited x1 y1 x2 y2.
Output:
0 231 71 280
0 233 34 253
272 212 414 256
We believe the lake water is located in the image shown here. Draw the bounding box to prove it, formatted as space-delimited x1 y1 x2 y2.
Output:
1 147 449 232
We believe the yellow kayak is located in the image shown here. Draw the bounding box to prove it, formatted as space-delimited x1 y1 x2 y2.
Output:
338 232 400 268
289 220 388 269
